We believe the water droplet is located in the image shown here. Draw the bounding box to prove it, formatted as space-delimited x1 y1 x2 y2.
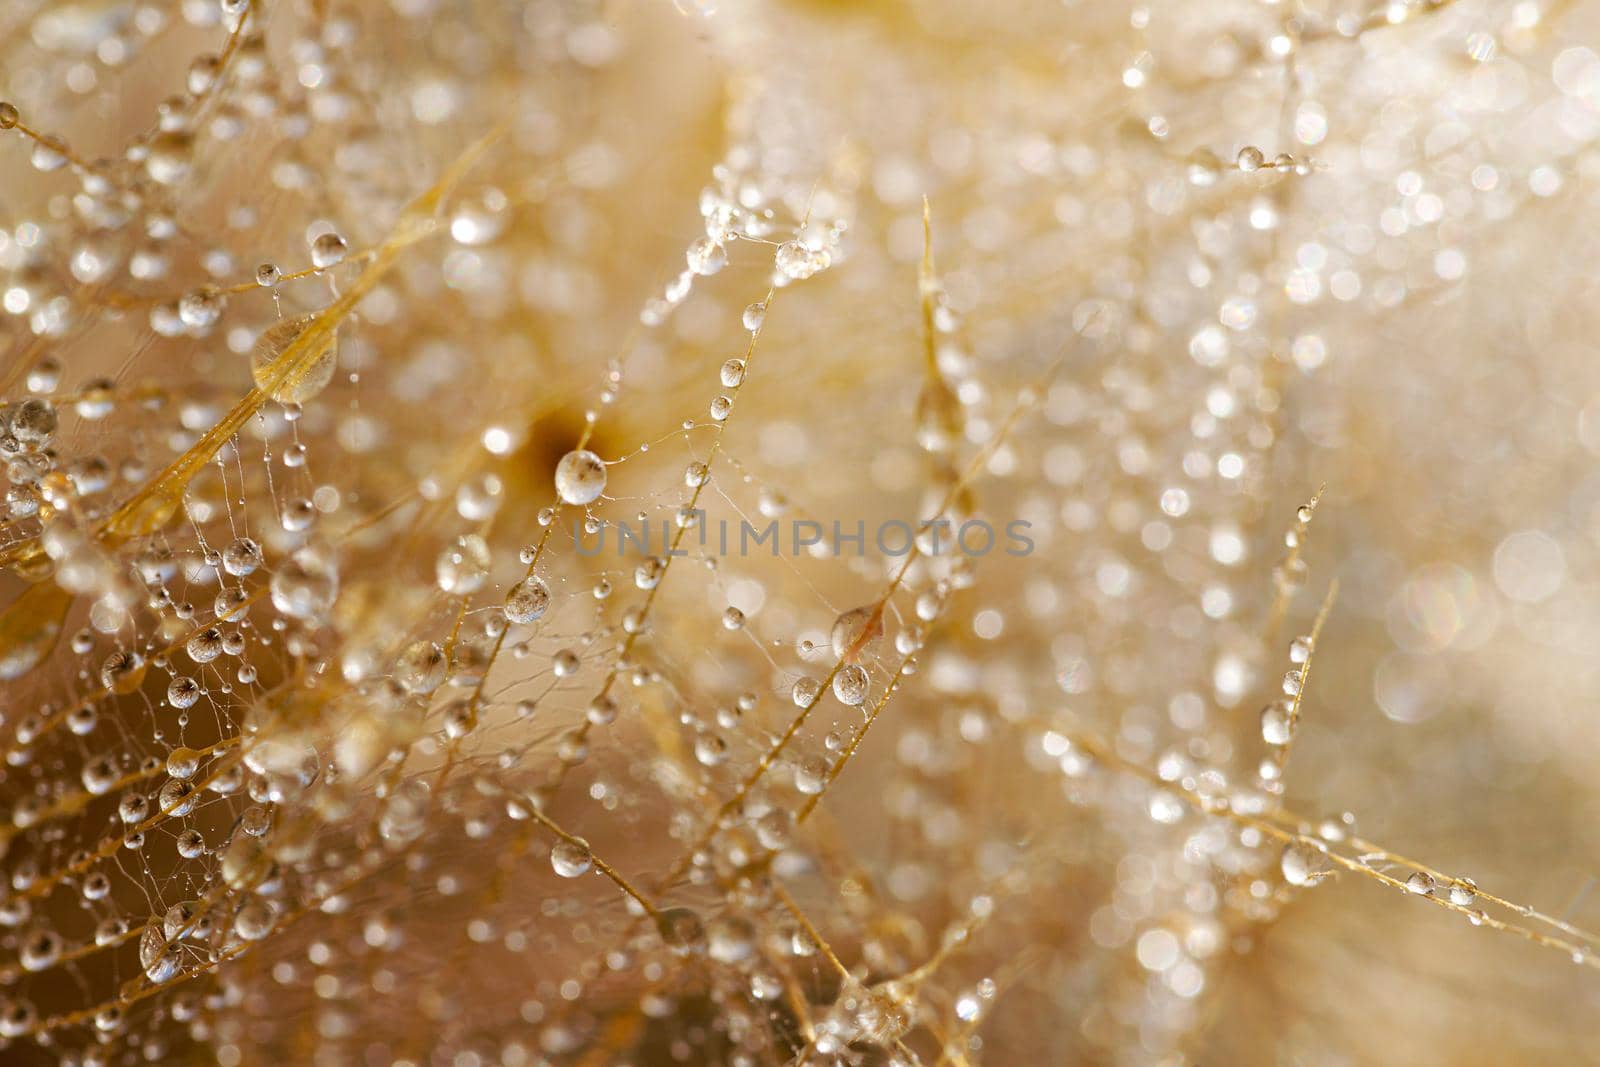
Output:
270 545 339 620
776 241 828 280
685 237 727 276
178 286 226 330
1259 701 1294 745
1280 843 1327 886
1289 635 1314 664
554 449 607 505
222 536 263 577
656 907 705 954
395 641 447 695
436 533 491 594
504 577 551 624
550 838 593 877
139 925 181 982
187 627 224 664
166 748 201 779
234 900 275 940
19 928 62 972
830 605 883 661
707 915 756 963
832 664 869 706
250 313 338 404
310 232 349 269
100 650 147 694
794 755 828 795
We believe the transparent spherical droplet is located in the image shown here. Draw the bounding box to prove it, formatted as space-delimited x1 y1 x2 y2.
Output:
395 640 447 695
754 809 792 850
158 778 197 817
166 747 201 779
309 232 349 269
176 828 206 859
239 805 273 837
250 313 338 405
10 398 58 445
693 733 727 766
794 755 828 795
455 474 503 521
685 237 727 276
554 449 607 505
1280 843 1327 887
1288 635 1314 664
832 664 869 706
656 907 704 953
552 648 581 677
233 899 275 940
1259 701 1294 746
1404 871 1435 896
177 286 226 330
186 627 224 664
1236 146 1265 172
118 792 149 824
503 577 551 624
100 650 146 694
707 915 756 963
585 695 618 726
19 928 62 972
74 380 115 420
550 838 593 878
830 606 883 661
442 699 477 739
720 359 746 387
791 677 820 707
436 533 491 594
776 241 827 280
145 130 194 184
65 704 97 736
222 536 263 577
139 926 180 982
82 756 118 796
270 545 339 620
635 557 665 590
741 302 766 331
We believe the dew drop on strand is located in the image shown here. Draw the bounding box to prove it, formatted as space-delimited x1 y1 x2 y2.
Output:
554 449 607 505
250 313 338 405
550 838 593 878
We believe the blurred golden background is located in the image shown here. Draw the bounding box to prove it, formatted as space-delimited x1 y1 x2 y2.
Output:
1 0 1598 1063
